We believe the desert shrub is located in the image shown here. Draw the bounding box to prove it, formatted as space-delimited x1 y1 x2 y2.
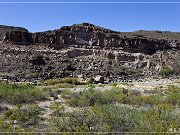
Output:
166 85 180 94
0 117 13 132
48 104 141 132
61 89 77 99
160 67 174 76
0 83 46 104
43 78 61 85
43 77 82 86
134 104 180 132
64 85 169 108
121 82 134 87
66 88 102 107
3 104 42 126
167 93 180 106
122 94 163 106
48 108 98 132
141 94 163 105
55 83 75 88
92 104 141 132
164 85 180 106
61 77 81 85
66 86 124 107
48 101 179 133
50 103 65 116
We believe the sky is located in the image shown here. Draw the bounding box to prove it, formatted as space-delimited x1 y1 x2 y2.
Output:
0 0 180 32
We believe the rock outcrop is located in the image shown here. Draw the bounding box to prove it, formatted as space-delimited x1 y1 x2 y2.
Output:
0 23 179 83
1 23 179 54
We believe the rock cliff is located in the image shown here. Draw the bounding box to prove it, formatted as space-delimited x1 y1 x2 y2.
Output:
1 23 179 54
0 23 179 83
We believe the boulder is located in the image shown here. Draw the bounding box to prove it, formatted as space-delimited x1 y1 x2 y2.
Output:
29 56 46 65
94 75 105 84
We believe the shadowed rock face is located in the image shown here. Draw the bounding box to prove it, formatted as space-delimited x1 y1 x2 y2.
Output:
0 23 180 54
0 23 180 83
0 25 28 40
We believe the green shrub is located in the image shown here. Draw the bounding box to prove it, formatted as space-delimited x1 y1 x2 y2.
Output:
43 78 82 86
164 85 180 106
0 117 13 132
61 89 76 99
160 67 174 76
134 104 180 132
3 104 42 125
50 103 65 116
55 83 75 88
166 85 180 93
48 104 141 132
0 83 46 104
43 78 61 85
61 77 81 85
167 93 180 106
65 86 123 107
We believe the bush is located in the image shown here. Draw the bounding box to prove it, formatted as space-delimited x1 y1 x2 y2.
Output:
65 86 123 107
0 83 46 104
166 85 180 94
134 104 180 132
43 78 82 86
43 78 61 85
48 104 141 132
0 117 13 132
61 89 77 99
55 83 75 88
61 78 81 85
160 67 174 76
167 93 180 106
3 104 42 126
164 85 180 106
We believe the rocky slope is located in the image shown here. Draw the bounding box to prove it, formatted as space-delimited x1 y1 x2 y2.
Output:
0 23 179 83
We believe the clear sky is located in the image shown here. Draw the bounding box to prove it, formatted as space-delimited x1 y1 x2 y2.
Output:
0 0 180 32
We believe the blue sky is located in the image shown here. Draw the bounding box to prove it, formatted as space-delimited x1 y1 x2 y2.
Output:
0 0 180 32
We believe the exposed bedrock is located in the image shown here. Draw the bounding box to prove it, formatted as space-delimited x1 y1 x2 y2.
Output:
0 23 179 54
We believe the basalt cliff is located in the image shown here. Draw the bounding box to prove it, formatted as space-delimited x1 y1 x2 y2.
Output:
0 23 180 83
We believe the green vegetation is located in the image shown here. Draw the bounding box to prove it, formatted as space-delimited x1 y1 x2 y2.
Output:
48 104 180 132
3 104 42 125
63 86 166 107
0 83 46 104
43 77 83 86
49 84 180 132
165 85 180 106
160 66 174 76
0 104 41 132
0 81 179 133
55 83 75 88
48 104 141 132
134 104 180 132
113 67 143 76
65 86 123 107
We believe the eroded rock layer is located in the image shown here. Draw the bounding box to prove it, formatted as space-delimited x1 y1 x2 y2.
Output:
0 23 179 83
1 23 180 54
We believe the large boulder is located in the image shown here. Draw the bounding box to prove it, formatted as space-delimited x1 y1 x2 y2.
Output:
29 56 46 65
94 75 105 84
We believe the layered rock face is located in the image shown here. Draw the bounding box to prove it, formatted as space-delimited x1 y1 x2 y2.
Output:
1 23 180 54
0 23 179 83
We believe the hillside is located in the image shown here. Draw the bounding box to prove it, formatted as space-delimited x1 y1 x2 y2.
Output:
0 23 179 83
0 23 179 133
